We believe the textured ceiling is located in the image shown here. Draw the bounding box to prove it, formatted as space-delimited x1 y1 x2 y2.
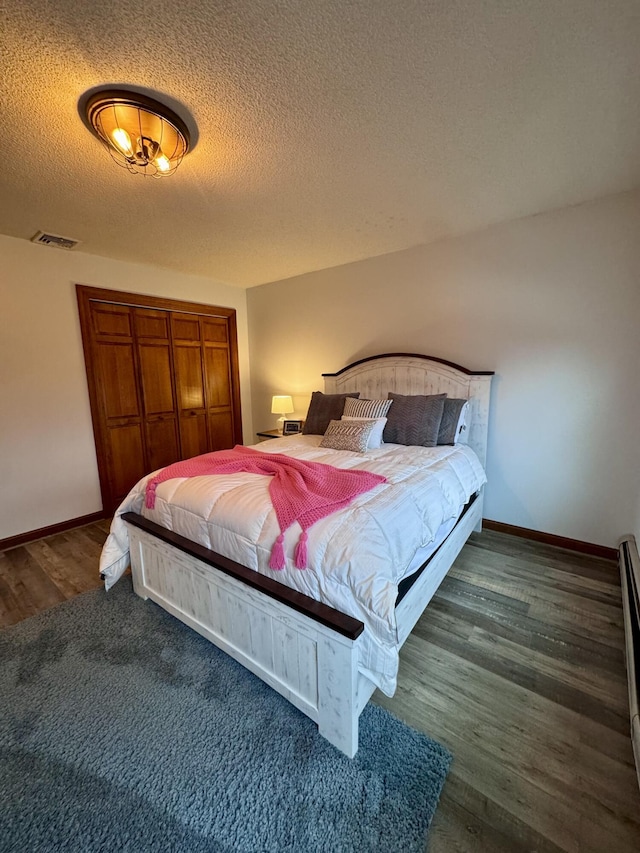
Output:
1 0 639 287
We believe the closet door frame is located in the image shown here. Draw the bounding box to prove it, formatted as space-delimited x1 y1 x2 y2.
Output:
76 284 243 514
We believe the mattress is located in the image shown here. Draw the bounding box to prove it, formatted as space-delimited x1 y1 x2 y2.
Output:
100 435 486 694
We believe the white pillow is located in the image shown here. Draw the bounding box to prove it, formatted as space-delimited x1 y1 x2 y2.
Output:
454 401 469 444
341 416 387 450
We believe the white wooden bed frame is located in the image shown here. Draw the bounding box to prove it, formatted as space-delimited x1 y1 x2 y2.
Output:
124 353 493 757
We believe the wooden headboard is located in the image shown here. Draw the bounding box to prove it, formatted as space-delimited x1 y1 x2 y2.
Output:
323 353 494 466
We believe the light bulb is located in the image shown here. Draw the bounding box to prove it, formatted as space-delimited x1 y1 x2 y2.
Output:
111 128 134 157
155 153 171 173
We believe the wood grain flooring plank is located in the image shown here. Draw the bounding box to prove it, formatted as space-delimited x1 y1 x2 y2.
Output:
526 598 624 650
434 729 582 851
412 618 628 733
381 676 640 852
436 574 531 616
53 529 103 569
391 647 622 799
460 562 623 611
385 534 638 852
385 646 586 790
577 715 638 769
426 591 534 648
578 803 640 853
381 633 640 842
451 557 624 616
66 524 108 556
23 539 84 598
468 532 618 580
448 562 624 649
430 771 568 853
1 546 65 614
0 564 27 628
428 593 624 675
468 624 627 703
46 532 105 592
453 564 620 619
79 523 110 547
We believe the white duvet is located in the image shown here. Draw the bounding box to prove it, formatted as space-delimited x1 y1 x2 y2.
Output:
100 435 486 694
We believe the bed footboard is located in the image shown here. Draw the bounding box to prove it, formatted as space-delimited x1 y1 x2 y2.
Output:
125 520 366 757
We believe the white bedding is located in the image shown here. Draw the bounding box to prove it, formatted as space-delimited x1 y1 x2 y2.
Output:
100 435 486 694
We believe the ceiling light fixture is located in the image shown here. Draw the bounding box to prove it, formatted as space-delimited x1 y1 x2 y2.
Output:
81 89 191 177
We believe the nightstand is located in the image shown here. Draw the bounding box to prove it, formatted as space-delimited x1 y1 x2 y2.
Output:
256 429 282 441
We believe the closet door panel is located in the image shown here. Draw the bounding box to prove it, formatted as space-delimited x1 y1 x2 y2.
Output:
179 415 209 460
204 347 232 408
173 314 209 458
174 345 206 410
145 419 180 471
138 344 175 414
204 344 234 451
135 309 170 340
107 424 146 503
135 308 179 470
173 315 201 342
91 307 146 511
202 317 228 344
208 411 234 451
91 304 132 338
95 341 140 419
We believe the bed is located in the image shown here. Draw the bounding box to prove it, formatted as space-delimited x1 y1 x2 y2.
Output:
100 353 493 756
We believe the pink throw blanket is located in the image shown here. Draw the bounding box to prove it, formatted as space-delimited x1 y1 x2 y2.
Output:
145 445 386 570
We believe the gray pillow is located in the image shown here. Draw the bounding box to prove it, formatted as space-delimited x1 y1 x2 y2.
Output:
302 391 360 435
437 398 468 445
383 393 446 447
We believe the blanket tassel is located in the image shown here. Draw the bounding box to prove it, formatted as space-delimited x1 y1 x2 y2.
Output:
145 483 157 510
269 533 286 570
294 530 308 570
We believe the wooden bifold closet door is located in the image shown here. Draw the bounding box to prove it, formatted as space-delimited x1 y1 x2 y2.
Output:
77 285 242 515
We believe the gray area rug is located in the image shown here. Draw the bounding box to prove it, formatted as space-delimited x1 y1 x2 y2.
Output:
0 577 451 852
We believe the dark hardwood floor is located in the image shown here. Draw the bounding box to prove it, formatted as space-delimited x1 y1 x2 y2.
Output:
1 523 638 851
376 530 640 852
0 520 110 626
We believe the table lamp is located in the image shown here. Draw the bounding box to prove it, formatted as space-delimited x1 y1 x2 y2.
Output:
271 395 294 431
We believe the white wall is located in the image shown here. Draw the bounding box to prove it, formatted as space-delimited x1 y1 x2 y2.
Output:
0 235 251 540
247 190 640 549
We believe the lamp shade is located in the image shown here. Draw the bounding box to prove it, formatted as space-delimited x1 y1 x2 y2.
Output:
271 395 294 416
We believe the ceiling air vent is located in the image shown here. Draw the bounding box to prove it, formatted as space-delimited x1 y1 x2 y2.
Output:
31 231 80 250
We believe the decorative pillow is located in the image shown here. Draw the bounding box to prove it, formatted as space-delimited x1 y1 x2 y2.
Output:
437 398 469 445
302 391 360 435
454 400 470 444
383 393 446 447
343 397 393 419
341 416 387 449
319 419 376 452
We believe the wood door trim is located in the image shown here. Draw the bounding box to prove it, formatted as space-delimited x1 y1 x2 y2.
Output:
77 287 113 514
76 285 243 513
227 310 242 440
76 285 237 319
